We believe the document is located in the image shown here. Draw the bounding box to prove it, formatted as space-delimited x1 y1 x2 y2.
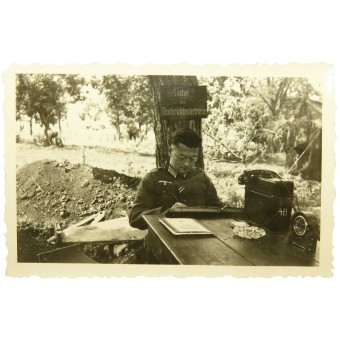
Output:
159 217 212 235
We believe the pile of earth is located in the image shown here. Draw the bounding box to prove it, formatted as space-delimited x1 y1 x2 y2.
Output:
16 159 146 264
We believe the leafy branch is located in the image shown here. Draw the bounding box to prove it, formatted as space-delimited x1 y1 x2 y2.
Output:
203 130 243 161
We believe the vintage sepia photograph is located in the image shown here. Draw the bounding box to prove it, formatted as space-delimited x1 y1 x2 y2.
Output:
4 64 334 277
1 2 339 340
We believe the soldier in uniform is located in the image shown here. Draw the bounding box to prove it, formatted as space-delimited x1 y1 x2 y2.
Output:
129 128 222 229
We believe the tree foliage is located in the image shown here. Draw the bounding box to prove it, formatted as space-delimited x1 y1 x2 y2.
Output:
199 76 321 165
16 72 321 176
100 75 154 139
16 74 85 137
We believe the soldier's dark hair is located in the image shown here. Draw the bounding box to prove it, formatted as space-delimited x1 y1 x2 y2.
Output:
170 128 202 148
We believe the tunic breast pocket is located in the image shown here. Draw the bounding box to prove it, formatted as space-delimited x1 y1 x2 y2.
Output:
154 182 177 207
155 183 176 205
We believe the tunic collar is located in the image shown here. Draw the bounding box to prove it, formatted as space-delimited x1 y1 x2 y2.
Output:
168 164 187 179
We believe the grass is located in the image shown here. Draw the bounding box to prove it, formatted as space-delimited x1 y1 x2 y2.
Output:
16 143 156 178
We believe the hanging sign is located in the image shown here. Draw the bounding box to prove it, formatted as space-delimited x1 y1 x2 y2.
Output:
159 85 208 119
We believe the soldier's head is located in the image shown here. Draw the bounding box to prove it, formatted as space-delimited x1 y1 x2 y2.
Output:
169 128 201 174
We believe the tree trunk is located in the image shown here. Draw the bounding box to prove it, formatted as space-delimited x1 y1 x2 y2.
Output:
149 76 205 169
116 121 121 140
38 111 49 139
29 117 33 135
44 125 49 139
58 111 61 132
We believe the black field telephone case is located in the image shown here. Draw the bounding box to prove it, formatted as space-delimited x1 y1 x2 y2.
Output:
240 171 294 231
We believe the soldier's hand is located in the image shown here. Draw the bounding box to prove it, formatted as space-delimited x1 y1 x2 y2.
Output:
171 202 187 208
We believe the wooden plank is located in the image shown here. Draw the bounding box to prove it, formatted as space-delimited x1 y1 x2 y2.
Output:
68 213 100 229
92 211 106 223
198 218 319 266
62 217 147 243
144 215 253 265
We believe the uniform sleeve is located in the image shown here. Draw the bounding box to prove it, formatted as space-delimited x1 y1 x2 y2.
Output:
128 172 164 229
204 172 223 208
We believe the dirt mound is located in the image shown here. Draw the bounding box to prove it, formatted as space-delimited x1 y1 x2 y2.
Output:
16 160 143 263
17 160 140 224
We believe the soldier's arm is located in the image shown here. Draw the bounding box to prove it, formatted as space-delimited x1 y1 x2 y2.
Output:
204 172 223 207
128 173 165 229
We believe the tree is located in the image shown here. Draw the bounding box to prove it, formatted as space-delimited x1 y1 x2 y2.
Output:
251 77 292 117
100 75 132 139
149 75 205 169
16 73 85 139
78 83 105 123
200 76 260 163
199 76 321 165
251 77 322 155
126 75 154 132
100 75 154 140
16 73 37 135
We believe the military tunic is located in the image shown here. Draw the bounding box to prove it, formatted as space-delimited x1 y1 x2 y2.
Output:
128 167 222 229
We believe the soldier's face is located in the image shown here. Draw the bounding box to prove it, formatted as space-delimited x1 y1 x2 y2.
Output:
170 143 198 174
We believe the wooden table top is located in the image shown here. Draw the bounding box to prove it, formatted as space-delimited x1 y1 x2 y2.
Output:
144 215 319 266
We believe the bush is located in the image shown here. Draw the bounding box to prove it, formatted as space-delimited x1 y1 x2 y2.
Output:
33 134 49 147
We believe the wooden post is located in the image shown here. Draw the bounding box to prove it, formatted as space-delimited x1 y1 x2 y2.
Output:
148 76 207 169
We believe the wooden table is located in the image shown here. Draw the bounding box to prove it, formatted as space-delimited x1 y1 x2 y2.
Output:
144 215 319 266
